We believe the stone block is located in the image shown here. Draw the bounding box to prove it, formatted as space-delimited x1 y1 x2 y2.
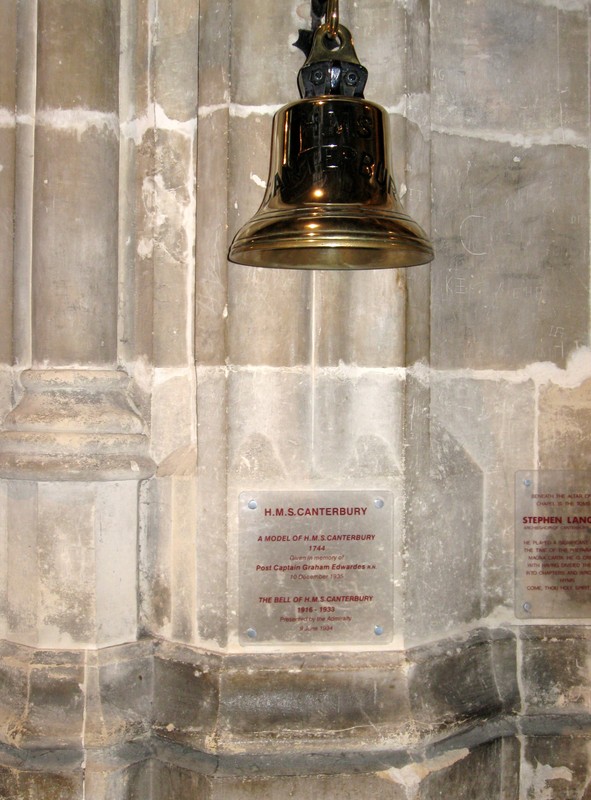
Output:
432 0 589 137
312 370 404 479
404 409 484 643
119 133 155 362
0 644 85 749
146 129 197 367
406 0 430 98
227 113 274 239
140 475 197 642
408 632 514 732
150 759 209 800
345 0 407 110
230 0 303 107
417 739 509 800
429 376 535 613
520 627 591 716
0 641 29 747
195 109 230 366
208 773 407 800
128 123 198 365
313 270 406 367
0 2 16 109
216 655 411 747
152 645 220 750
538 378 591 470
522 735 591 800
0 128 14 366
430 134 588 369
83 643 153 749
227 114 313 367
227 264 312 366
33 127 119 365
227 369 313 480
150 370 197 468
37 0 119 111
197 0 231 109
83 757 152 799
152 0 198 122
404 118 433 365
2 480 139 648
195 367 229 646
0 766 82 800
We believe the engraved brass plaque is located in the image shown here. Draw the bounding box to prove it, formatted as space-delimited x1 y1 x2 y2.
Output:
239 491 394 645
516 471 591 619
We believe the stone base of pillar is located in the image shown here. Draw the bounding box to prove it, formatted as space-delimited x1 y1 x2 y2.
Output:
1 628 590 798
0 369 154 481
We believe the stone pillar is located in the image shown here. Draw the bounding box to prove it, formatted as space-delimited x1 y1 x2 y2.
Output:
0 1 155 795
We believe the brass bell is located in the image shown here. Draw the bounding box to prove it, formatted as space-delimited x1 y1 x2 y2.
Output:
228 5 434 270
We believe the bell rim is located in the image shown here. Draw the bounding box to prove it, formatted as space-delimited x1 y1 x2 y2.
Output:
228 207 434 269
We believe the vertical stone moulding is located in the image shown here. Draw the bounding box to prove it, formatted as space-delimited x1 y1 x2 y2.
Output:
0 0 157 787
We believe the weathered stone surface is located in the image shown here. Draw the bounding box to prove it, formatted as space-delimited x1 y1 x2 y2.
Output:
140 475 198 642
520 627 591 717
151 0 199 122
0 370 154 481
418 739 510 799
312 370 404 479
431 135 589 369
83 642 154 749
216 658 411 747
429 376 536 614
347 0 407 110
230 2 302 107
195 109 230 366
0 642 85 749
408 630 518 733
314 270 406 367
0 766 81 800
404 392 485 643
84 759 151 800
431 0 589 136
37 0 119 111
152 645 221 750
137 128 197 367
33 127 119 365
150 759 209 800
208 772 407 800
227 369 312 480
0 478 140 647
194 367 229 646
150 370 196 468
538 378 591 470
521 735 591 800
0 127 15 367
0 3 16 111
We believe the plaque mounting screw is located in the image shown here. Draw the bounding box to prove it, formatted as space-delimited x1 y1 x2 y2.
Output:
246 628 257 638
523 479 532 487
522 603 531 613
247 499 258 510
374 625 384 636
374 498 384 509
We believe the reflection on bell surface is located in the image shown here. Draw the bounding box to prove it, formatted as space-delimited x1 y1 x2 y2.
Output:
228 7 434 271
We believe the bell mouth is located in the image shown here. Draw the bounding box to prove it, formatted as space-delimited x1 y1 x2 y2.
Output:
228 205 434 270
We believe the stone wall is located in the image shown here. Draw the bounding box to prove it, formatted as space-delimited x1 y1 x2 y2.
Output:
0 0 589 798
